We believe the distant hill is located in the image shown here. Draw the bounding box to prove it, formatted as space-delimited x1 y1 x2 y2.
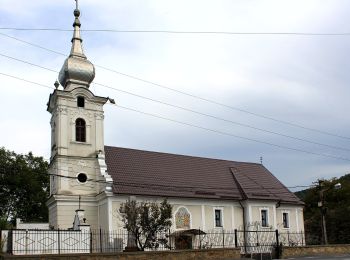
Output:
295 173 350 244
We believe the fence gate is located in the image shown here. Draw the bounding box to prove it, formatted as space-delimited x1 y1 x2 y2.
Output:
8 229 90 255
236 230 280 258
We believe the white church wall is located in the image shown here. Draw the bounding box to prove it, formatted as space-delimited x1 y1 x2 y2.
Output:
234 206 244 229
48 203 58 228
108 195 244 232
48 194 304 233
111 201 124 230
247 202 276 229
276 206 295 231
47 196 98 229
296 208 304 232
204 205 214 230
223 207 232 229
242 201 304 233
98 200 109 230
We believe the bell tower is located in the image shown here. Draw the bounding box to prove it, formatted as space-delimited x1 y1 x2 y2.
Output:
46 1 113 229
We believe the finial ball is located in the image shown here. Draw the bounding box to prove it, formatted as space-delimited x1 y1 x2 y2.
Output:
74 9 80 17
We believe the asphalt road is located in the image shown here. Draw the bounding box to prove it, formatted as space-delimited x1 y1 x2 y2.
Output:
284 255 350 260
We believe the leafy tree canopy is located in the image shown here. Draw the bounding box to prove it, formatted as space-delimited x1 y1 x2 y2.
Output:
0 147 49 225
119 199 172 250
295 174 350 244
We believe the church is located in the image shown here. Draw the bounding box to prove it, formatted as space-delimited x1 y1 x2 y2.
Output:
46 3 304 235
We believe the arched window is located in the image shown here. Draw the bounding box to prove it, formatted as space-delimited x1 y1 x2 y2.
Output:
175 207 191 229
75 118 86 142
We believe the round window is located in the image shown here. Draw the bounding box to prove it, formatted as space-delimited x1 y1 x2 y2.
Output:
77 173 87 183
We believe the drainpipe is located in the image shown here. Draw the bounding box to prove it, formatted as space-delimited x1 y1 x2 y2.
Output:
239 200 247 253
230 167 248 254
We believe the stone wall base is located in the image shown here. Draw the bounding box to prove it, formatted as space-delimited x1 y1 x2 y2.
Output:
1 248 240 260
282 244 350 259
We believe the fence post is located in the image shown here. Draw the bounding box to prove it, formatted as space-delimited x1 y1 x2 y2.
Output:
8 229 13 254
234 229 238 248
275 229 279 246
57 228 60 254
275 229 280 259
287 231 290 246
222 229 225 248
99 228 103 253
90 230 93 253
199 228 201 249
25 229 28 255
168 229 171 250
301 231 304 246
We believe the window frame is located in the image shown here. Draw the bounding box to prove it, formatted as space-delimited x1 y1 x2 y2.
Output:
77 96 85 108
214 208 223 228
260 209 269 227
282 212 290 229
75 118 86 142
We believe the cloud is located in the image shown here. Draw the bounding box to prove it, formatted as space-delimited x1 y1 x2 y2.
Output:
0 0 350 187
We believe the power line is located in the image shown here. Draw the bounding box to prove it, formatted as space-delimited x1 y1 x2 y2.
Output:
114 104 350 162
2 164 316 193
1 28 350 36
96 82 350 152
48 163 312 192
0 72 53 90
96 69 350 141
0 32 65 56
47 171 312 196
1 31 349 141
233 170 298 199
0 53 57 73
2 52 349 153
1 70 350 163
46 159 316 191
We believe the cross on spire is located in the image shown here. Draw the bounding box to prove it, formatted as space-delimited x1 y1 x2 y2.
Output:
75 0 79 10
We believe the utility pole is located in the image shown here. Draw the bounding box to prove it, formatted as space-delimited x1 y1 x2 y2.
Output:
317 180 328 245
317 180 341 245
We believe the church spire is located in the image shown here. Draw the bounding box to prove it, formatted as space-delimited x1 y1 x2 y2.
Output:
70 0 86 59
58 0 95 89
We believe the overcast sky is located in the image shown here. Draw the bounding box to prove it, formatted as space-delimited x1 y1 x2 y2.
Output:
1 0 350 190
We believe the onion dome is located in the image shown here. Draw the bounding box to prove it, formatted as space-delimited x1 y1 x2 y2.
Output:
58 3 95 89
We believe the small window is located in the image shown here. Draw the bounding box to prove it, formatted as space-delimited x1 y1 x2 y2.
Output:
283 212 289 228
77 96 85 108
215 209 222 227
261 209 268 227
77 173 87 183
75 118 86 142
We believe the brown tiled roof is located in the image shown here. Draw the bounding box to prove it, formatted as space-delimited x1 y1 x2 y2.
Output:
230 165 303 204
104 146 302 204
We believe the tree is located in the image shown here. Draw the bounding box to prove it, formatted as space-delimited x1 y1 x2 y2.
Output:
119 199 172 250
296 174 350 244
0 147 49 225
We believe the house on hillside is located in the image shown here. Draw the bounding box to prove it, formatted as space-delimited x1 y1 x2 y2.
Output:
46 2 304 242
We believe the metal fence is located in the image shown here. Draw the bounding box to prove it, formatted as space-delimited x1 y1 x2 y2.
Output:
0 228 306 255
